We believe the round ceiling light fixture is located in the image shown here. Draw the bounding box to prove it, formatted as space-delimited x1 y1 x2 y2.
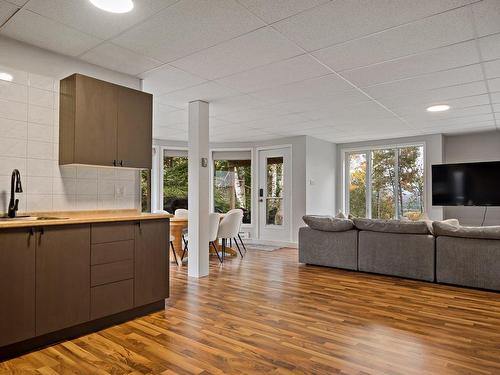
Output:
426 104 450 112
0 72 13 82
89 0 134 13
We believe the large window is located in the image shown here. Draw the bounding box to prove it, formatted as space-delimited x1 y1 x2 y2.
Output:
346 145 424 220
163 150 188 213
213 151 252 224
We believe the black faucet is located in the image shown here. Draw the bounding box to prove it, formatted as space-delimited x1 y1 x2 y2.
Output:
8 169 23 218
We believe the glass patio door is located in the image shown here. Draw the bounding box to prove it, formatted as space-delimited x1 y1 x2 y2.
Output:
258 147 291 241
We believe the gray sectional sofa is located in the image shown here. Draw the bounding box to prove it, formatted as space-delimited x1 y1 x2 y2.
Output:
299 216 500 291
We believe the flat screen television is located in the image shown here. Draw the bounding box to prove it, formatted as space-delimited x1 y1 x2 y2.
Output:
432 161 500 206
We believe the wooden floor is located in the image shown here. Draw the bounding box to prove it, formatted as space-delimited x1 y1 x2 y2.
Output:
2 248 500 375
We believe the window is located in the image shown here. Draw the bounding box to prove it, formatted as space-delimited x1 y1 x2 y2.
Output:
266 156 283 225
346 145 424 220
213 151 252 224
140 170 150 212
163 149 188 213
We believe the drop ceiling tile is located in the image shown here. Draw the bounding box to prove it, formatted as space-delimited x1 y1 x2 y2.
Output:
1 9 102 56
364 64 485 99
79 42 162 76
251 73 357 104
492 103 500 112
24 0 177 40
216 54 330 93
112 0 265 62
396 104 492 119
0 0 19 25
409 113 494 128
154 81 241 108
154 107 188 126
478 33 500 61
170 27 303 80
274 0 476 51
141 65 206 96
471 0 500 37
491 92 500 103
420 121 496 134
5 0 28 5
313 7 474 72
484 59 500 80
489 78 500 92
342 40 479 87
210 95 268 116
237 0 329 23
383 93 491 111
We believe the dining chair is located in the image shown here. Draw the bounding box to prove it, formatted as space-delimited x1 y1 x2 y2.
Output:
227 208 247 253
218 210 244 261
174 208 189 250
181 213 223 263
169 235 179 265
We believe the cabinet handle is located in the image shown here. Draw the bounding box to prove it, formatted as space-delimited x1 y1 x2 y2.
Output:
113 160 117 167
136 221 141 229
38 227 44 245
28 227 34 246
120 160 123 167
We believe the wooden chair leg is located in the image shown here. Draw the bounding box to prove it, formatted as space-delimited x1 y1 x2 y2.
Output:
170 241 179 265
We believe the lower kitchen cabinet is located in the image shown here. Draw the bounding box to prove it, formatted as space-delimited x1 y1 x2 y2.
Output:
0 228 36 346
36 225 91 336
134 220 169 306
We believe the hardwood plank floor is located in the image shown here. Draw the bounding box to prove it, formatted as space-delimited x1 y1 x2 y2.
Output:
1 248 500 374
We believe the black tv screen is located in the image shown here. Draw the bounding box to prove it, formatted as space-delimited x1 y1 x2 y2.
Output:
432 161 500 206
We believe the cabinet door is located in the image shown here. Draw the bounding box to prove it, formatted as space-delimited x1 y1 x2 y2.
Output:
0 228 35 346
117 87 152 169
134 220 169 306
36 225 91 335
74 74 118 167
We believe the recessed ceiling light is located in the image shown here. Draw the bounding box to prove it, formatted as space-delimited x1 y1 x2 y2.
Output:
0 72 13 82
89 0 134 13
426 104 450 112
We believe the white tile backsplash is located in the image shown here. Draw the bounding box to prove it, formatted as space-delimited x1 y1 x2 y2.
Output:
0 67 140 214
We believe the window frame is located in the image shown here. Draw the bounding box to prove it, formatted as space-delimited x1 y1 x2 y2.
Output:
342 142 426 219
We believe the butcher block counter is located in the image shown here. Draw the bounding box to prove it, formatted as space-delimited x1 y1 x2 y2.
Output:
0 209 172 359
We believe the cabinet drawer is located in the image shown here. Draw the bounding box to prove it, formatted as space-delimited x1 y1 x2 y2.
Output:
91 279 133 320
91 222 134 244
91 260 133 287
91 240 134 265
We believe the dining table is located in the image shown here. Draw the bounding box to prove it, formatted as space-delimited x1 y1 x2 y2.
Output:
170 216 238 263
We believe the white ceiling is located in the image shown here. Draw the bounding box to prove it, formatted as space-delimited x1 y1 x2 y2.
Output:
1 0 499 143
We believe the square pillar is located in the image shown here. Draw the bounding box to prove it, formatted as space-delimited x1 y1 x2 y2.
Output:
187 100 210 278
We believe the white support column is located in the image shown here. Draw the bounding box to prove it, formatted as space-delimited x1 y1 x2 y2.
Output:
187 100 210 278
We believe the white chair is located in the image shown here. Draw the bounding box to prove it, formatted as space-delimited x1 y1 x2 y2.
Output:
181 213 223 264
227 208 247 253
209 213 223 263
174 208 189 249
169 235 179 265
218 209 244 261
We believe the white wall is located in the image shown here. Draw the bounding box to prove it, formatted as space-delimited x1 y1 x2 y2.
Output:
443 130 500 225
336 133 444 221
0 37 141 214
306 137 336 215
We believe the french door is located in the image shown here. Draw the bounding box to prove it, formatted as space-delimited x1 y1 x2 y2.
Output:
258 147 291 241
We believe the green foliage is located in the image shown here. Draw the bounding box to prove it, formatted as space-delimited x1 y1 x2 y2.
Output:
163 157 188 208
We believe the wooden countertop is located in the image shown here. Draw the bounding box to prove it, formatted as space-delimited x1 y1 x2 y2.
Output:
0 210 173 229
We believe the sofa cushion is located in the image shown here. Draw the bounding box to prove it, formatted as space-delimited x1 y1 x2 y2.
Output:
433 221 500 240
302 215 354 232
423 218 459 234
353 218 431 234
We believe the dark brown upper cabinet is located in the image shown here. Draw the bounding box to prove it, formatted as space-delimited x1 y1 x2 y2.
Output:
59 74 152 169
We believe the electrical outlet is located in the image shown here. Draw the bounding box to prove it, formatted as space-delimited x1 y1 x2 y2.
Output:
115 185 125 198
